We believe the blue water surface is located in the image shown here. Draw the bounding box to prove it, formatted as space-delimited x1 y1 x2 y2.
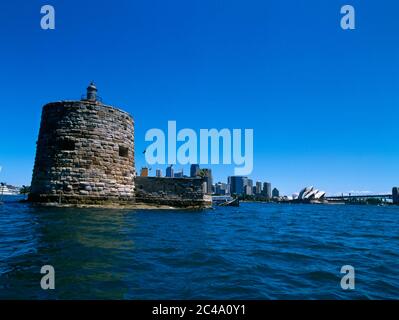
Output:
0 195 398 299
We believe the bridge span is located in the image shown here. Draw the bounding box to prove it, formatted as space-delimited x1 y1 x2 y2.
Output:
325 194 392 200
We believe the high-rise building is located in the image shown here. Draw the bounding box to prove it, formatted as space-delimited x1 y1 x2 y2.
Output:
215 182 228 195
140 167 149 177
272 188 280 198
244 185 252 196
255 181 262 195
166 165 174 178
229 176 247 195
263 182 272 199
155 169 162 177
393 187 399 205
190 164 200 177
245 179 253 195
203 169 213 194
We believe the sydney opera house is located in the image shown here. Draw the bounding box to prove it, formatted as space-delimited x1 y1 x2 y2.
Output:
295 186 326 203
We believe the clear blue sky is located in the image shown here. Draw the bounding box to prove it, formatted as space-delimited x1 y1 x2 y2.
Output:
0 0 398 196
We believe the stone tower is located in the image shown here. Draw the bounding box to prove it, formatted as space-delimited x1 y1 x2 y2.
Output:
393 187 399 205
29 83 135 205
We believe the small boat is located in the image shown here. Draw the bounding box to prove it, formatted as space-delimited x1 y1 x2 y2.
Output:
218 197 240 207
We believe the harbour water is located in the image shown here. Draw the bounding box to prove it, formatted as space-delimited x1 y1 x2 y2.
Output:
0 195 398 299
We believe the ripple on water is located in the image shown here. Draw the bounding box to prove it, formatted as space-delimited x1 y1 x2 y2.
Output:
0 201 399 299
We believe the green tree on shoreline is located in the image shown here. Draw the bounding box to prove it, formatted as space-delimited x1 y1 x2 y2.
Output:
20 185 31 195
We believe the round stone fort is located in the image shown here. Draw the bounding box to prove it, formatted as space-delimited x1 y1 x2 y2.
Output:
29 83 135 205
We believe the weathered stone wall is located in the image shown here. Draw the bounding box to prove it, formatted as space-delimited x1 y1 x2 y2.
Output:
29 100 135 205
393 187 399 205
135 177 212 208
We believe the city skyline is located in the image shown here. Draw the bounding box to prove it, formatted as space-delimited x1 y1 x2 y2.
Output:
0 1 398 196
136 163 393 197
141 163 278 197
0 159 393 197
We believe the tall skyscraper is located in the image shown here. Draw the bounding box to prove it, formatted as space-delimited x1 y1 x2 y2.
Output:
272 188 280 198
155 169 162 177
245 179 253 196
263 182 272 199
190 164 200 177
229 176 247 195
203 169 213 194
255 181 262 194
215 182 228 195
393 187 399 204
166 165 174 178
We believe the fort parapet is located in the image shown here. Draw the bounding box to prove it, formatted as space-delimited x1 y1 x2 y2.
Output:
135 176 212 208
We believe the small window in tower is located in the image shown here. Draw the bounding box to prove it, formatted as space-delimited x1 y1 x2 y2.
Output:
59 139 75 151
119 146 129 158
